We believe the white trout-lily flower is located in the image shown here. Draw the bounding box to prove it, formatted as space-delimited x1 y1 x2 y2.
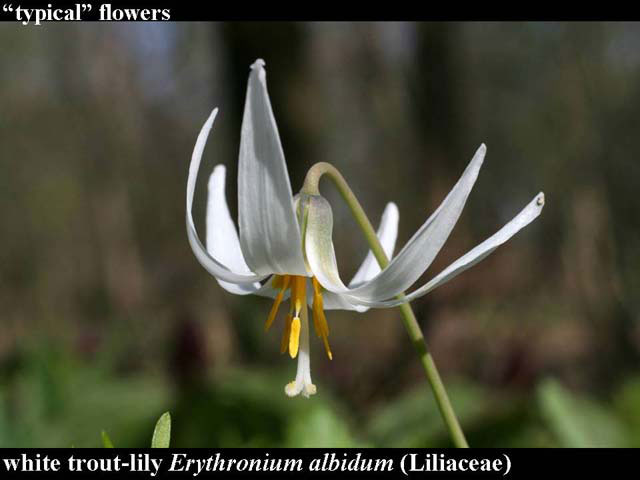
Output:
186 59 545 398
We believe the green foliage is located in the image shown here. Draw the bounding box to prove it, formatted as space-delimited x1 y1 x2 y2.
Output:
367 379 497 447
537 378 628 447
0 346 171 447
285 404 367 448
151 412 171 448
366 376 640 448
9 344 640 448
101 430 114 448
100 412 171 448
613 377 640 447
169 368 365 447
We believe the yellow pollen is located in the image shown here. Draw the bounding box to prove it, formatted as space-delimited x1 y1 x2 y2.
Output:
264 275 290 331
280 313 293 354
289 316 301 358
321 334 333 361
267 275 332 361
311 277 333 360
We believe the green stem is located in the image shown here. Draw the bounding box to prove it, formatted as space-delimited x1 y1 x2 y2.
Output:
302 162 469 448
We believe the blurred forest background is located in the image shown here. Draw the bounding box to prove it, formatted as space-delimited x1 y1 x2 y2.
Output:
1 22 640 447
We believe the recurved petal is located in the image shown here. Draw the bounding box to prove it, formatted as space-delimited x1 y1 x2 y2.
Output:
206 164 263 295
186 108 268 285
322 290 369 312
348 192 545 308
237 59 307 276
306 145 486 303
349 202 399 288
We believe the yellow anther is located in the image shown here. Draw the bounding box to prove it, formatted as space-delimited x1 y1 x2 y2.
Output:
317 312 332 360
316 307 330 338
289 316 301 358
270 275 332 360
265 292 284 332
311 277 332 359
280 313 293 354
321 334 333 360
265 275 290 331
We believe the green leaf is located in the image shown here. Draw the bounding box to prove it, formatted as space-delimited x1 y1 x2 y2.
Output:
101 430 114 448
285 403 365 447
151 412 171 448
537 378 628 447
613 376 640 446
368 379 492 447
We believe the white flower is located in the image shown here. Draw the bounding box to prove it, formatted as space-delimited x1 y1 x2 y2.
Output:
186 59 545 398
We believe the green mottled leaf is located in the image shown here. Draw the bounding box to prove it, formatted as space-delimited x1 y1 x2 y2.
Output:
101 430 114 448
151 412 171 448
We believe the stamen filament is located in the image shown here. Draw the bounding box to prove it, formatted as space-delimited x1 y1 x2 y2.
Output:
265 275 290 331
292 276 307 317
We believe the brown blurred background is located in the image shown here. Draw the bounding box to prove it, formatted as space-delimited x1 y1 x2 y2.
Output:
1 22 639 447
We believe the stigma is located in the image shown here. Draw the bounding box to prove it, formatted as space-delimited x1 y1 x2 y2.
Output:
265 274 333 397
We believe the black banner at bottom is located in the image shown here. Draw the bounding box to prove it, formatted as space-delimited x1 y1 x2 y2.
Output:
0 448 633 478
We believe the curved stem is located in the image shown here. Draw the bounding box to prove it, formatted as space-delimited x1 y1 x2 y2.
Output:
302 162 469 448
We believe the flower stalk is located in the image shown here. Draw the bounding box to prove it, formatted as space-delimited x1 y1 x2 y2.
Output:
302 162 469 448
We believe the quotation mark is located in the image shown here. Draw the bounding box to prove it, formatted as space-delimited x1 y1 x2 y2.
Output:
2 4 14 13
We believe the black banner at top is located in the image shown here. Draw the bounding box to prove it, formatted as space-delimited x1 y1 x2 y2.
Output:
0 0 636 22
